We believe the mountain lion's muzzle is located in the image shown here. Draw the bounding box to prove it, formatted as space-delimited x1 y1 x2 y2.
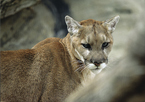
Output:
90 58 108 67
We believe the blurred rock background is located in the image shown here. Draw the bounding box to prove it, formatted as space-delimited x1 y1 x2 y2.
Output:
0 0 145 61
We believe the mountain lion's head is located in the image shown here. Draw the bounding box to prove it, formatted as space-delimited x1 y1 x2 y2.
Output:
65 15 120 74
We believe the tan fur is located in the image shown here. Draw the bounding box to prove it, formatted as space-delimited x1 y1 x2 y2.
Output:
32 37 60 49
65 14 145 102
0 16 119 102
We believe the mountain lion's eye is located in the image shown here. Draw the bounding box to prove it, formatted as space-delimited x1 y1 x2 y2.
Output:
82 43 91 50
102 42 109 48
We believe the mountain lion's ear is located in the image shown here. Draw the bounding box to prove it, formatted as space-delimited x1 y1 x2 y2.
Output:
103 15 120 34
65 15 81 35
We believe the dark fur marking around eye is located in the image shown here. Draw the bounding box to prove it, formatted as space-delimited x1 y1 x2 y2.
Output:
82 43 91 50
102 42 109 49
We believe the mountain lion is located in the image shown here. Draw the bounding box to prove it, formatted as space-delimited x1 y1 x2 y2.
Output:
65 14 145 102
0 15 119 102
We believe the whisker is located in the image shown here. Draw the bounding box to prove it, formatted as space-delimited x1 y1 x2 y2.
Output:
81 66 87 73
74 65 84 72
76 65 83 69
70 59 85 72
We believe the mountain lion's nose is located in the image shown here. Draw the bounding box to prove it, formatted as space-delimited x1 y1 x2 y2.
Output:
94 61 102 66
90 59 105 66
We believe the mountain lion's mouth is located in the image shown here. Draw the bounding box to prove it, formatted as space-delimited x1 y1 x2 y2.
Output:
86 62 107 70
90 67 100 70
95 67 100 70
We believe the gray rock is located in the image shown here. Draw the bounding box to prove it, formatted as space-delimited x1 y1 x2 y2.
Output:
0 3 54 51
0 0 40 19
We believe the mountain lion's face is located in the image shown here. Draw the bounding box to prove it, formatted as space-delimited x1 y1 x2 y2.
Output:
65 16 119 74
